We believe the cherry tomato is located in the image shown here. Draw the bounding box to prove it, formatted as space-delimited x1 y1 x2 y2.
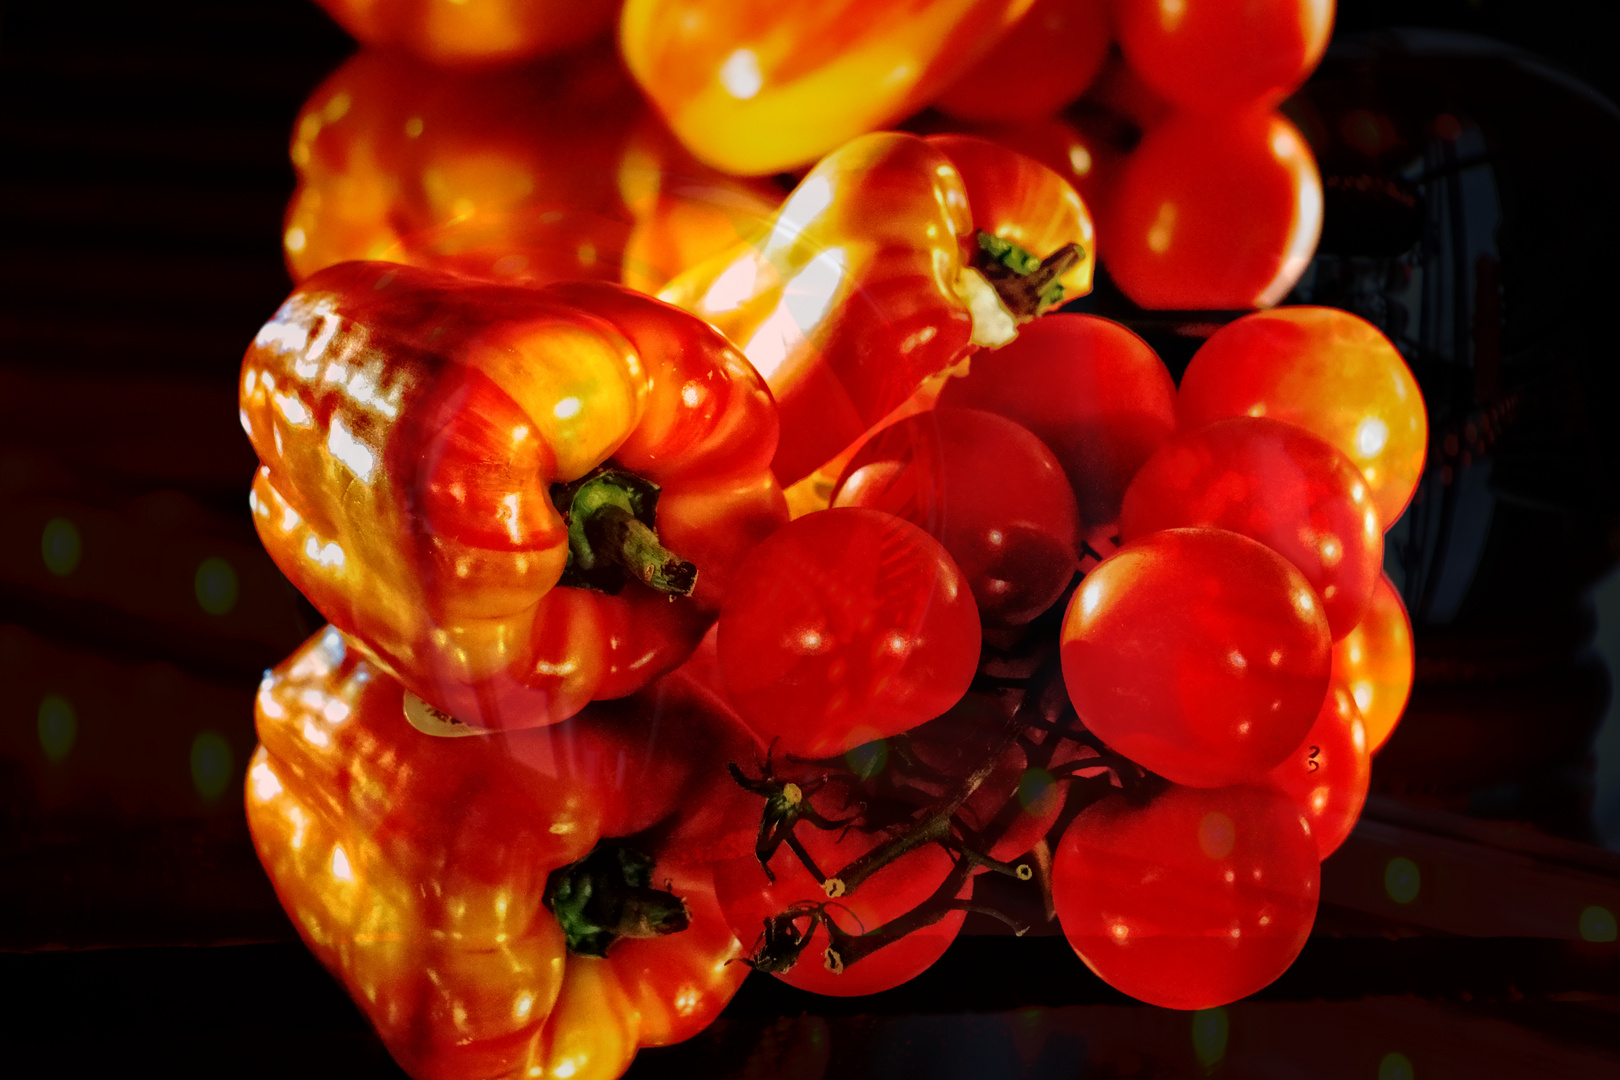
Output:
1177 307 1428 528
1265 683 1370 859
934 0 1111 122
718 508 982 757
1331 574 1414 753
1120 417 1384 639
1114 0 1334 114
1052 783 1320 1009
935 313 1177 528
711 776 971 997
1060 528 1332 787
1103 108 1322 310
832 408 1080 628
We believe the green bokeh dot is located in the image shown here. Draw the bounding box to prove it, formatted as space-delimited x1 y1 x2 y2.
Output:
1191 1007 1229 1072
1379 1051 1414 1080
1385 856 1420 904
844 738 887 780
41 518 82 576
38 695 77 762
194 556 239 616
1579 906 1617 943
191 730 234 800
1018 767 1056 811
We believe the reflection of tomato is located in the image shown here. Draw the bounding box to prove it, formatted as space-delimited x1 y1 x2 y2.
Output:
718 508 981 757
314 0 619 67
1114 0 1334 114
1103 108 1322 310
933 0 1110 122
1053 783 1319 1009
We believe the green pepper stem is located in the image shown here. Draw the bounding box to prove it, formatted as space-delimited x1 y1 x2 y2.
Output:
556 467 698 598
590 504 697 595
973 231 1087 321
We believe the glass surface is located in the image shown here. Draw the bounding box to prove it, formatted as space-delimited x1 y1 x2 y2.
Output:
1 2 1617 1077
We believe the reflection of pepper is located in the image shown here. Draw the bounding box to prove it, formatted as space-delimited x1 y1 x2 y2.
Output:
240 262 787 730
247 627 750 1080
620 0 1036 175
313 0 620 67
660 131 1093 484
283 45 780 294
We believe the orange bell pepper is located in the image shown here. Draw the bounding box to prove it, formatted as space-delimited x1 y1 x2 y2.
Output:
313 0 619 67
247 626 751 1080
240 262 787 730
660 131 1093 484
619 0 1038 175
283 45 781 294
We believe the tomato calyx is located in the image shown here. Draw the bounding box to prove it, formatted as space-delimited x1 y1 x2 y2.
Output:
726 761 859 886
551 465 697 597
542 840 691 958
973 231 1087 322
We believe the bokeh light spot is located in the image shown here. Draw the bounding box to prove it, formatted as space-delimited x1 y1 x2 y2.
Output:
1385 857 1420 904
845 738 887 780
1379 1051 1415 1080
1018 768 1055 811
191 730 234 800
195 557 239 616
1191 1007 1229 1072
38 694 77 762
41 517 81 576
1579 905 1617 943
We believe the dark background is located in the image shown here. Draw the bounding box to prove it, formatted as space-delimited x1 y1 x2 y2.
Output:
3 1 1619 1076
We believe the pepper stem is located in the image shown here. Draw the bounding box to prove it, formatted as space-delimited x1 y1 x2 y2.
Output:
974 231 1087 321
552 467 697 597
543 842 690 958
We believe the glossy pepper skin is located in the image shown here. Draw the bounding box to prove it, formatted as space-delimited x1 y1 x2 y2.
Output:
314 0 619 67
240 262 787 730
284 46 781 295
619 0 1037 175
660 131 1093 485
247 627 750 1080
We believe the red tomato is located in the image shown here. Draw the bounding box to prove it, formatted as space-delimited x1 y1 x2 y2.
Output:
717 508 982 757
1060 528 1332 787
1114 0 1335 114
711 776 971 997
1331 574 1414 753
831 408 1080 627
1265 683 1369 859
1052 783 1320 1009
934 0 1112 122
935 313 1177 528
1120 417 1384 639
1103 108 1322 310
1177 307 1428 528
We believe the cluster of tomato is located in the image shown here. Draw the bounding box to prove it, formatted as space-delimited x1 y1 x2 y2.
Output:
237 3 1425 1079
